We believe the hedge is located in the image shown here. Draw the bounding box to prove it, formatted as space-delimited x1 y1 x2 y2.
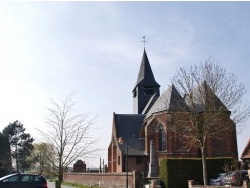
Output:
159 157 234 188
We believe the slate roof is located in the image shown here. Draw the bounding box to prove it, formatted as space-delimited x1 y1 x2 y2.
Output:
184 81 228 112
132 50 160 92
145 84 189 118
114 114 146 156
118 137 146 156
142 93 159 114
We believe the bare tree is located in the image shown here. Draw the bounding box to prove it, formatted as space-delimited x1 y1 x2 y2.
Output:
167 57 250 185
37 95 99 188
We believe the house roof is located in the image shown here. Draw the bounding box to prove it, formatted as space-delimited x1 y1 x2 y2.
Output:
241 139 250 159
74 160 85 165
114 113 146 156
132 49 160 92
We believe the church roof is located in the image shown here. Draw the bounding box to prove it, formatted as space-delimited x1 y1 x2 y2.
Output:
114 114 146 156
145 84 189 118
142 93 159 114
132 50 160 92
184 81 228 112
118 137 146 156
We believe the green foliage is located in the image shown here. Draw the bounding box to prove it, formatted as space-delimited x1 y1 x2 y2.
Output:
62 182 100 188
30 142 55 178
0 133 12 177
159 159 168 188
207 158 236 177
2 120 34 172
159 158 234 188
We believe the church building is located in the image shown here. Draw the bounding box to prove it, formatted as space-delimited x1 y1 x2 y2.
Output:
107 49 238 175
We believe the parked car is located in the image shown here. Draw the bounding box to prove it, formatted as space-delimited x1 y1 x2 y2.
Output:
222 170 249 186
209 173 227 186
0 173 48 188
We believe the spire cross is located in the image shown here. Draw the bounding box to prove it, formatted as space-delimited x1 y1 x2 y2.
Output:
142 36 148 48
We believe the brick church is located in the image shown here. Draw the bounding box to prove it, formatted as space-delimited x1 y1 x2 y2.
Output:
108 49 238 175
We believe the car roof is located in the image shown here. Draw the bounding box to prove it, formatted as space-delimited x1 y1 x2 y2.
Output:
0 174 18 180
0 173 44 180
18 173 41 176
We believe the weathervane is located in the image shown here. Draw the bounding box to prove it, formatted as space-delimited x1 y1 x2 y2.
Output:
142 36 148 49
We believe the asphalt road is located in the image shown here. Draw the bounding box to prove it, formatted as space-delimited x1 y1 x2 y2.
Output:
47 181 75 188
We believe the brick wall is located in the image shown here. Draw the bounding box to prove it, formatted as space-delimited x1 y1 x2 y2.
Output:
144 111 238 160
127 156 148 174
64 171 144 188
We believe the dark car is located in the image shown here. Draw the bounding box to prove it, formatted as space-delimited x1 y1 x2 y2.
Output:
209 173 227 186
222 170 249 186
0 173 48 188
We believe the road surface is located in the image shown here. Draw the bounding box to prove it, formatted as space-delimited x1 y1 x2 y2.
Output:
47 181 75 188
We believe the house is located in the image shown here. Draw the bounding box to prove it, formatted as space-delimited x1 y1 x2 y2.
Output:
108 49 238 175
73 160 86 172
241 139 250 162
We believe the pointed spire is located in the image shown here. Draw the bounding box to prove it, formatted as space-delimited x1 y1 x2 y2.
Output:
133 49 160 114
133 50 160 91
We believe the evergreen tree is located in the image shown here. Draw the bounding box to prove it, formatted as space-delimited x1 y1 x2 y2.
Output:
3 120 34 172
0 132 12 176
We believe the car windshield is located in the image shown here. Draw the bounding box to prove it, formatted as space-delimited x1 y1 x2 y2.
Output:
0 174 17 181
211 174 225 179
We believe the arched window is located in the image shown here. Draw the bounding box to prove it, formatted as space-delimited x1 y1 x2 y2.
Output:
158 124 166 151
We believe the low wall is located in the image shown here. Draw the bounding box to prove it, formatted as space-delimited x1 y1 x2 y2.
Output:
64 171 144 188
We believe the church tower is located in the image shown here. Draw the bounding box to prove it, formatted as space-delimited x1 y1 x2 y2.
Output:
133 50 160 114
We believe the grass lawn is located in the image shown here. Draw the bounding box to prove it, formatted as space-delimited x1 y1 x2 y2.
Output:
62 182 100 188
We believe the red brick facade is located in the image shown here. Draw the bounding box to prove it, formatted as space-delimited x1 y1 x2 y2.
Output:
143 112 238 160
108 111 238 174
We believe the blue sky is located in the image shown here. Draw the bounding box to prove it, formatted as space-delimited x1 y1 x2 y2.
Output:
1 1 250 167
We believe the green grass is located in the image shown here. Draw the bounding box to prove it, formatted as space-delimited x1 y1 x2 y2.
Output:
62 182 100 188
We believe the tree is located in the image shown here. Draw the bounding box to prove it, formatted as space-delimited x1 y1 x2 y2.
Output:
37 95 99 188
2 120 34 172
167 58 250 185
0 132 11 176
31 142 56 178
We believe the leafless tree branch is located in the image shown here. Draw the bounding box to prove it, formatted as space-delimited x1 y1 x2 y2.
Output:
166 57 250 185
36 95 99 188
